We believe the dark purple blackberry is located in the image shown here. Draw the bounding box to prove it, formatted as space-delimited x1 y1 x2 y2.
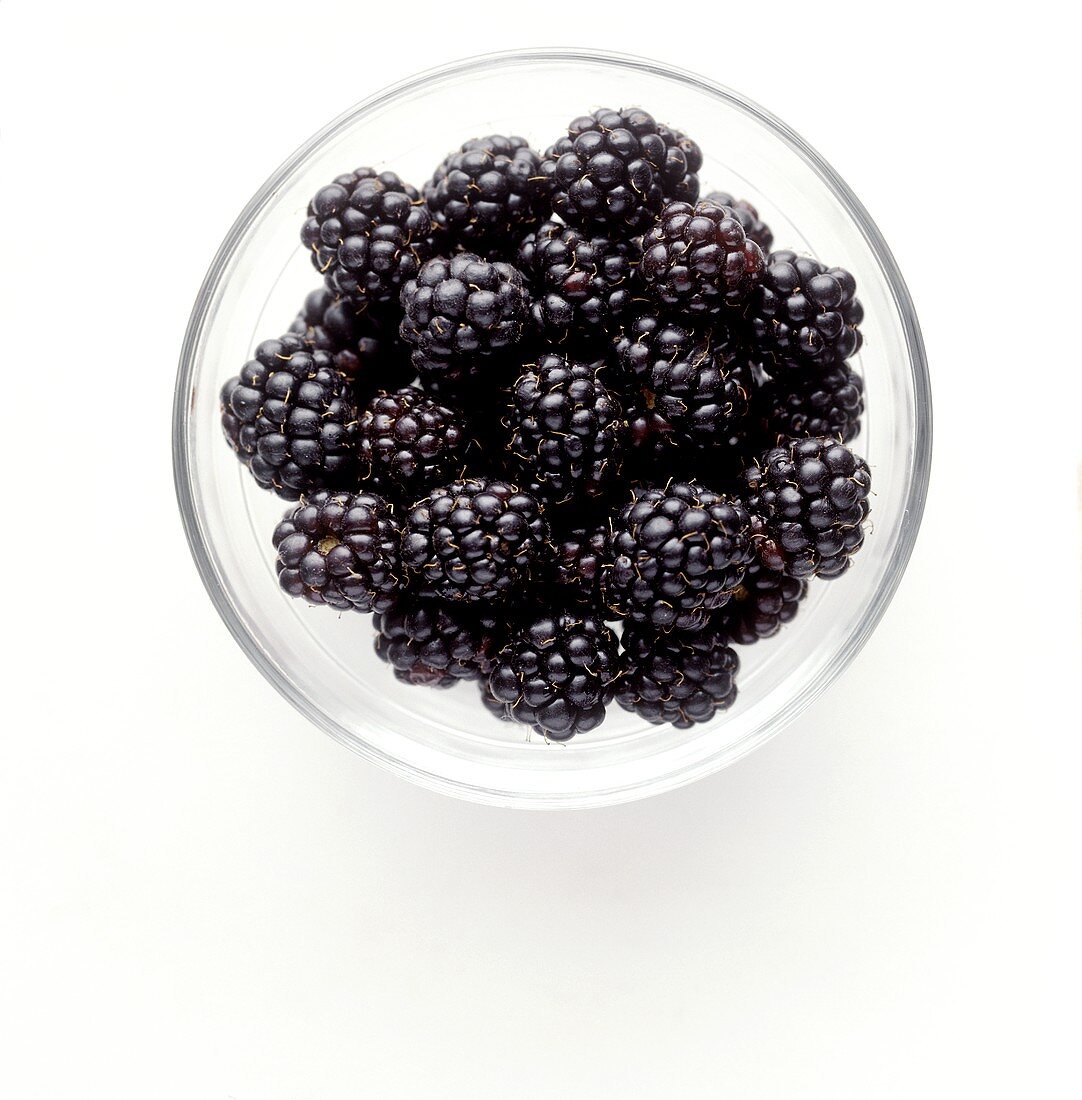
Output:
640 199 766 314
507 354 626 505
487 610 622 739
220 333 358 500
540 108 702 236
750 251 863 371
272 489 401 612
401 478 549 602
703 191 774 254
744 438 871 579
398 253 530 387
301 168 433 304
516 221 637 343
373 594 500 688
547 522 609 606
289 287 413 396
604 482 754 632
614 311 753 447
715 563 807 644
358 387 468 502
424 135 546 254
617 624 739 728
624 401 679 462
756 361 864 445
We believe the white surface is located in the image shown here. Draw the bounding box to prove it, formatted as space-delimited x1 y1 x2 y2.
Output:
1 3 1079 1097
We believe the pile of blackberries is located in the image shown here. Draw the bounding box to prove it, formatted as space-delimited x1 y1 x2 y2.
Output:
220 109 871 740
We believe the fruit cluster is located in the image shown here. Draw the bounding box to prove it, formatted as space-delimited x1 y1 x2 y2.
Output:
220 109 872 740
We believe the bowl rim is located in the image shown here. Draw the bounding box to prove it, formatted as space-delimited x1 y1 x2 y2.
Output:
172 47 933 809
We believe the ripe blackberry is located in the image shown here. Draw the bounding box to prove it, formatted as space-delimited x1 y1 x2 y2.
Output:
640 199 766 314
614 311 753 447
289 287 413 396
617 624 739 728
517 220 637 343
756 361 864 445
750 251 863 371
540 108 702 235
373 594 500 688
604 482 754 632
272 489 401 612
547 522 609 606
715 563 807 644
744 437 871 579
424 135 546 254
487 610 622 739
301 168 433 304
220 333 358 500
401 478 549 602
703 191 774 253
398 253 530 387
358 387 468 502
507 354 626 505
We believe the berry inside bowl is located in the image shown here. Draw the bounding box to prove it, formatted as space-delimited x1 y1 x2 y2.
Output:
173 49 931 809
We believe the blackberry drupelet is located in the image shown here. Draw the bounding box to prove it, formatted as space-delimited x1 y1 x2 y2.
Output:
272 490 401 612
614 311 753 447
398 253 530 387
640 199 766 314
539 108 702 235
301 168 433 304
373 594 500 688
750 250 863 371
547 522 609 606
487 610 622 739
289 287 413 396
744 437 871 579
401 478 549 602
756 361 864 445
715 562 806 644
703 191 774 253
516 220 637 344
358 387 468 502
617 624 739 728
604 482 754 632
507 354 627 505
424 135 546 254
220 333 358 500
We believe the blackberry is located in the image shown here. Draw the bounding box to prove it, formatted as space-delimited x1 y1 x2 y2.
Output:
756 361 864 445
507 354 626 505
624 401 679 462
715 563 806 644
424 135 546 254
750 251 863 371
617 624 739 728
373 594 500 688
289 287 413 396
640 199 766 314
517 220 637 343
272 489 401 612
703 190 774 253
547 522 609 606
614 311 753 447
358 387 468 502
220 333 358 500
398 253 530 387
301 168 433 304
487 610 622 739
540 108 702 235
604 482 754 632
401 478 549 602
744 437 871 579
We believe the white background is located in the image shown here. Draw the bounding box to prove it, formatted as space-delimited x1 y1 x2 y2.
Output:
2 2 1080 1097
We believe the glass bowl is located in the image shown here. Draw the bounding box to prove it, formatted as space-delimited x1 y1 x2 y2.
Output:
173 49 931 809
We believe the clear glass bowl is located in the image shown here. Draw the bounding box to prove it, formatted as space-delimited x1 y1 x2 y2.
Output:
172 49 931 809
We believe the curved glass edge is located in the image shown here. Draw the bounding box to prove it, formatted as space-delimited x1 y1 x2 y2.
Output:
171 47 933 810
